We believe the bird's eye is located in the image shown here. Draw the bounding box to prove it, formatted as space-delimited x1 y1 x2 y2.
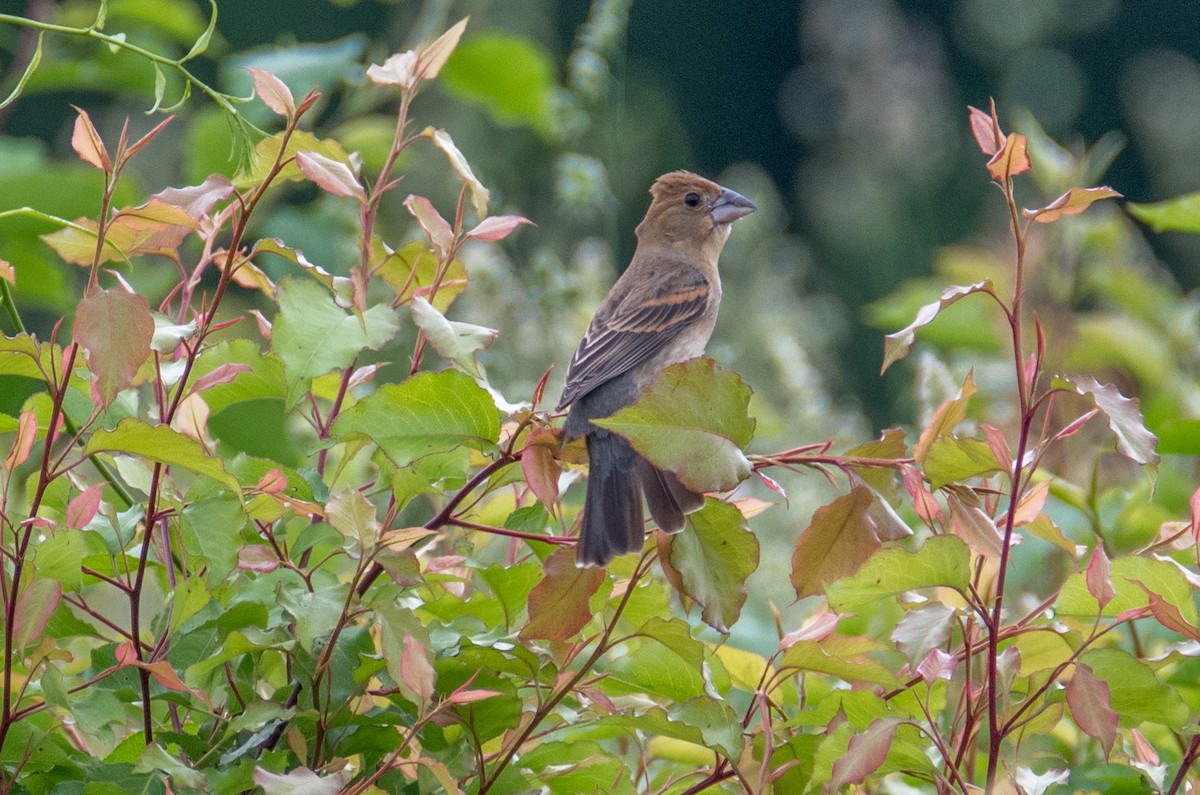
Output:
684 192 701 208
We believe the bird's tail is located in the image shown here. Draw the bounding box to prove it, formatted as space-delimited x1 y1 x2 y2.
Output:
577 432 706 567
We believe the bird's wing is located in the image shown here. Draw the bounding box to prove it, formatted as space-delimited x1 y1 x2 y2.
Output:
558 265 710 409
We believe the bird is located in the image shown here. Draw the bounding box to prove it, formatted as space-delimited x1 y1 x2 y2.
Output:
557 170 756 567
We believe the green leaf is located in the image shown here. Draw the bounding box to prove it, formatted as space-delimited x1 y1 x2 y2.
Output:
409 296 496 380
1056 555 1197 623
85 418 241 493
374 240 468 313
665 500 758 632
881 281 994 373
890 603 954 666
779 635 900 688
271 278 400 385
1126 191 1200 233
825 535 970 613
593 358 755 493
668 698 743 759
326 488 379 556
924 437 1001 489
134 743 207 791
332 370 500 467
33 532 85 591
1079 648 1189 728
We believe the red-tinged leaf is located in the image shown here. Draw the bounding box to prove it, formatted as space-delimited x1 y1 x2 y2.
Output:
1013 480 1050 527
404 194 455 260
109 199 198 256
427 129 491 219
237 545 279 573
1026 186 1122 224
295 151 365 202
154 174 234 220
757 470 789 506
116 641 138 666
189 363 251 396
1066 663 1117 759
13 578 60 654
521 547 604 642
66 483 104 529
1130 728 1159 766
249 309 272 338
946 486 1003 557
144 660 210 704
1191 486 1200 543
791 486 883 599
255 470 287 494
123 115 173 160
901 464 942 523
1085 545 1115 611
1067 375 1159 467
968 104 1002 155
779 610 841 650
1131 580 1200 640
986 132 1031 181
416 17 468 81
400 631 436 703
4 409 36 471
467 215 533 242
916 648 958 684
520 428 560 511
247 67 295 117
0 260 12 285
70 106 110 171
72 288 155 409
444 688 500 706
830 717 900 790
882 283 993 373
1051 408 1100 444
981 424 1011 473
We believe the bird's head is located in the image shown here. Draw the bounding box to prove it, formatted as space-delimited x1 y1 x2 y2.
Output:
635 171 756 253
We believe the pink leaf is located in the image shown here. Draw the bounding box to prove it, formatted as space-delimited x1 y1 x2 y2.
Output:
255 470 287 495
1085 544 1115 611
467 215 533 242
1131 580 1200 640
901 464 942 523
757 470 789 506
830 717 900 790
968 104 1002 156
295 151 365 202
66 483 104 529
1013 480 1050 527
400 631 436 703
70 106 110 171
416 18 468 81
154 174 234 220
916 648 958 684
13 578 60 654
4 409 36 471
1025 186 1122 224
247 67 295 117
520 428 560 511
237 545 279 573
189 363 251 396
72 288 155 409
1191 486 1200 544
981 424 1011 473
404 194 455 260
1066 663 1117 759
445 688 501 706
778 610 840 650
0 260 12 285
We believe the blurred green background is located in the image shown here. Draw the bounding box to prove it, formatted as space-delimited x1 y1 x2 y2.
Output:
3 0 1200 648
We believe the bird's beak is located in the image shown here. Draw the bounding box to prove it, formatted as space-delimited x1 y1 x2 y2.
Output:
711 187 757 225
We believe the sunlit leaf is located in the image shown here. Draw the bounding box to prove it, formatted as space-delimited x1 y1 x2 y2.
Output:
1127 191 1200 233
986 132 1031 181
295 150 364 202
247 66 295 117
70 105 110 171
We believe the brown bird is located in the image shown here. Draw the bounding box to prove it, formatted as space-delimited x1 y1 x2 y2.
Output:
558 171 756 567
